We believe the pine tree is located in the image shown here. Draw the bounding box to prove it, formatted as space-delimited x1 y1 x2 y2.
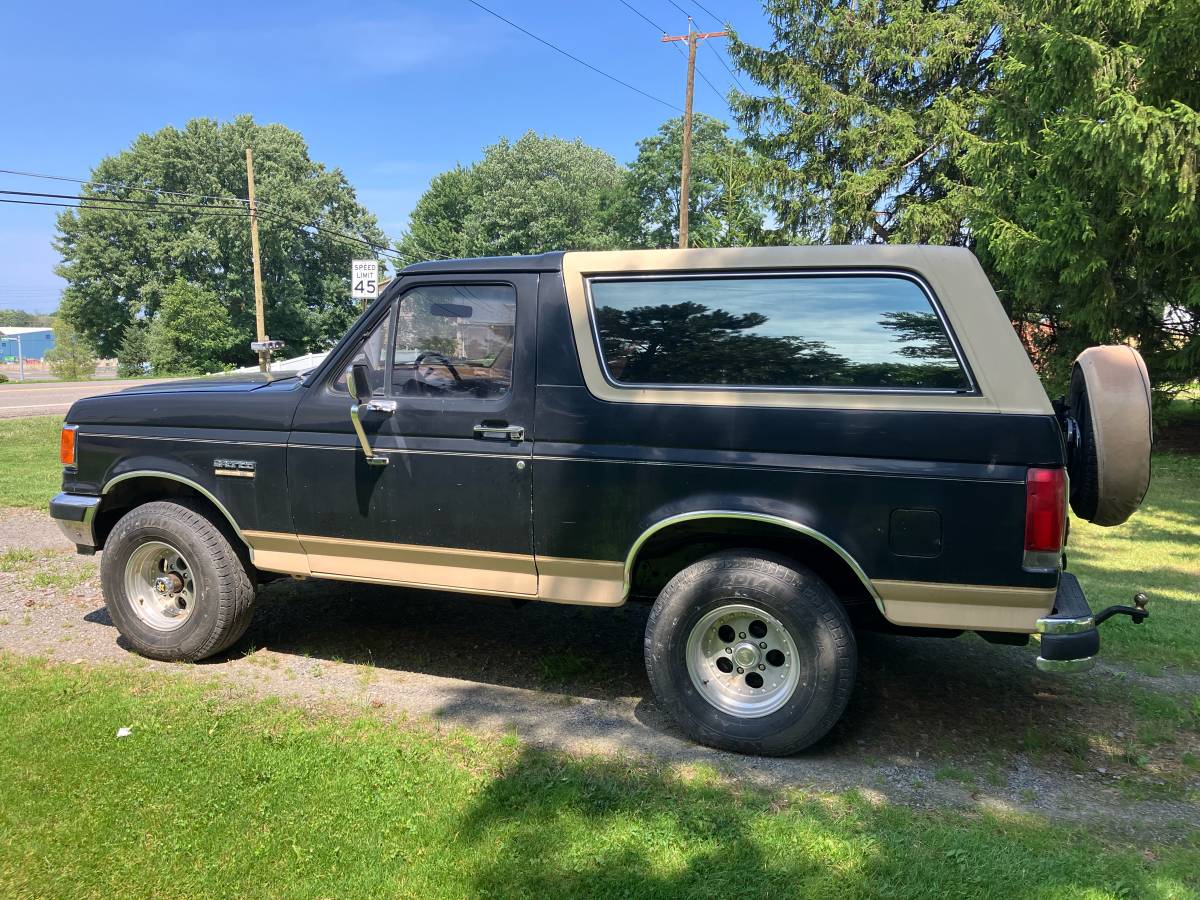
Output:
728 0 1001 244
967 0 1200 392
43 318 97 382
116 321 150 378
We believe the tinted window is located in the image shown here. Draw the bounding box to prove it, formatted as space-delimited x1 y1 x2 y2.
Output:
590 274 969 390
391 284 516 399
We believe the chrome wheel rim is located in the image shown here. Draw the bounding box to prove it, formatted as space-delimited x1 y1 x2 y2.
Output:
123 540 195 632
685 603 800 718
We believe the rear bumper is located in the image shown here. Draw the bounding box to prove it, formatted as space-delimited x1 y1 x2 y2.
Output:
49 492 101 552
1034 572 1099 673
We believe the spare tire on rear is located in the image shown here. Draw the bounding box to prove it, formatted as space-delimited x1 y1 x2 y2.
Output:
1066 345 1153 526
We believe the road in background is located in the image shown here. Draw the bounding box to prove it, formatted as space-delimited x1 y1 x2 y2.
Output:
0 379 174 419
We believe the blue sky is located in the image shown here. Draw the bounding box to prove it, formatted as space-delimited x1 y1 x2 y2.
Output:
0 0 772 313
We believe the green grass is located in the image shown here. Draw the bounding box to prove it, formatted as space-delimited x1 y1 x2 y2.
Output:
0 656 1195 899
0 416 62 509
1068 452 1200 672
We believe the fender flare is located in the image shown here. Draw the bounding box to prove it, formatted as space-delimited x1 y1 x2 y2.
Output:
622 510 884 614
101 470 248 544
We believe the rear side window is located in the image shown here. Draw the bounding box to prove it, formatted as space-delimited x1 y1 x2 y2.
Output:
589 274 970 391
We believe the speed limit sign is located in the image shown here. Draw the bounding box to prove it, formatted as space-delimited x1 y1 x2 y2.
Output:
351 259 379 300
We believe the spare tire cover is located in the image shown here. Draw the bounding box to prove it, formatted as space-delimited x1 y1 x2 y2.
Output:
1067 345 1153 526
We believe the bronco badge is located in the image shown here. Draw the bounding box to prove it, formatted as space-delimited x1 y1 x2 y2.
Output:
212 459 256 478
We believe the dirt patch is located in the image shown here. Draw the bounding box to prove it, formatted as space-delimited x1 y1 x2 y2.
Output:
0 509 76 551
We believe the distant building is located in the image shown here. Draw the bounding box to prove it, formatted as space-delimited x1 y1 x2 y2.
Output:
0 326 55 361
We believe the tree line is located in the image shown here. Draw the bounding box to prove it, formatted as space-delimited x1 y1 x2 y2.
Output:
46 0 1196 401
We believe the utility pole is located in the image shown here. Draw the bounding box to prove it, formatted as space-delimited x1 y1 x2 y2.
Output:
663 21 727 249
245 147 268 372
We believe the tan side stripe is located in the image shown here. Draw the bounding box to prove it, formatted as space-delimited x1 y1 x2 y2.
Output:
242 530 309 577
536 556 626 606
875 579 1056 633
297 533 537 596
241 530 626 604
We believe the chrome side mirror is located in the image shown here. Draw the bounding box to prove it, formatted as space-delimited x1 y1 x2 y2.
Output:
344 364 395 466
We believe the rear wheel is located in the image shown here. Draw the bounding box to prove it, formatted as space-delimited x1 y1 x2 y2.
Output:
100 500 256 661
644 551 856 756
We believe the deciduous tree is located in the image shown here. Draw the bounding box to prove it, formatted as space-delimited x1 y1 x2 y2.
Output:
147 279 239 376
621 114 770 248
397 132 626 260
55 115 388 361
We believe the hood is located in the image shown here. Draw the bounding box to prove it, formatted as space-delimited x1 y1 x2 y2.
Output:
65 371 306 431
111 371 300 395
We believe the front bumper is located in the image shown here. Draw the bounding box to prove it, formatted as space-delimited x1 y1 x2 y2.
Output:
1035 573 1100 673
49 492 101 552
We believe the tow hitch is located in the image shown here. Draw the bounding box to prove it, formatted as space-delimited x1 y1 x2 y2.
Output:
1035 576 1150 673
1094 592 1150 627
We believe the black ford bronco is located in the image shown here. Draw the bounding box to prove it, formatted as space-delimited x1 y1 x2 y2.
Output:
50 246 1154 755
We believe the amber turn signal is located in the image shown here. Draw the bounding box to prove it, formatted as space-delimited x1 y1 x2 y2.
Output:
59 425 78 467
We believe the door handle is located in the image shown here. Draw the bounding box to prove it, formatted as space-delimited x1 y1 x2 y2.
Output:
474 423 525 441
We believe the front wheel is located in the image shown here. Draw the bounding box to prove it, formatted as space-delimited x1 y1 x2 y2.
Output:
100 500 256 661
644 551 856 756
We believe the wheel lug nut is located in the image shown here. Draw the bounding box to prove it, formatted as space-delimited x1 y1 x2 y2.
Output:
758 664 766 671
739 632 746 639
736 667 744 674
725 647 732 654
759 642 767 649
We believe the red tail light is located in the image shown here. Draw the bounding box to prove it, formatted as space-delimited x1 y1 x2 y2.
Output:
1024 467 1066 567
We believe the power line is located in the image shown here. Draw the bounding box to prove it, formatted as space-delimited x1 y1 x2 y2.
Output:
0 167 253 207
257 208 410 263
704 37 746 91
0 194 412 267
692 52 728 101
1 167 421 266
658 0 745 91
617 0 668 33
689 0 728 27
0 197 253 218
616 2 727 104
0 188 246 213
663 0 695 20
465 0 682 112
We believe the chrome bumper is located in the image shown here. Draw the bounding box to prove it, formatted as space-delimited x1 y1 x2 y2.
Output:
1034 573 1098 673
49 493 101 551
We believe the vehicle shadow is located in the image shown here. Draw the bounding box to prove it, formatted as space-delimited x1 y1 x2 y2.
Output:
228 576 1077 762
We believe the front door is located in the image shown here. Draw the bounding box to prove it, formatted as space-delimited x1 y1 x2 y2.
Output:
287 274 537 595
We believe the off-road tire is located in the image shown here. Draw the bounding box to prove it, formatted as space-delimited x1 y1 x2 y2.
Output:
644 550 856 756
100 500 256 661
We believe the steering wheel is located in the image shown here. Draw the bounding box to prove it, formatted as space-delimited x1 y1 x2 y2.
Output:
414 351 463 385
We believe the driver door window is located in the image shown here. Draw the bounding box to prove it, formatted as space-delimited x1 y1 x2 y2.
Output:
391 284 516 400
331 309 390 396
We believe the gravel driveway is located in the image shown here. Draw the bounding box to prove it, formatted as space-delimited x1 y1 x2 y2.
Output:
2 506 1196 843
